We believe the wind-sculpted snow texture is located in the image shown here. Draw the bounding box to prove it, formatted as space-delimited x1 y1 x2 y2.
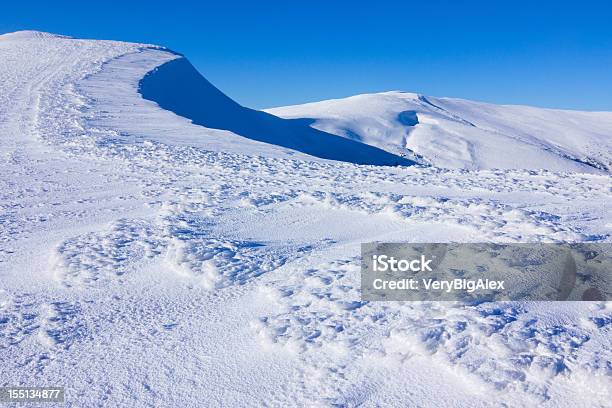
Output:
139 58 413 166
0 31 610 407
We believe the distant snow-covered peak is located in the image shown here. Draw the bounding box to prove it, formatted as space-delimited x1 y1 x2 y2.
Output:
267 92 612 173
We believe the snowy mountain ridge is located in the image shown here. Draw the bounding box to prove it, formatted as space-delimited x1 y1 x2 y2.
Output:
5 30 609 172
268 91 612 172
0 31 610 407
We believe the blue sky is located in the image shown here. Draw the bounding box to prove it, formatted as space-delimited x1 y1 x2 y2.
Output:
3 1 611 110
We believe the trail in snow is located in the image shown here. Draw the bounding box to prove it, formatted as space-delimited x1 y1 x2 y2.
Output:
0 31 610 407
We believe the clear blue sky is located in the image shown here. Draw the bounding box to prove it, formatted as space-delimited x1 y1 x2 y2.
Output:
2 1 611 110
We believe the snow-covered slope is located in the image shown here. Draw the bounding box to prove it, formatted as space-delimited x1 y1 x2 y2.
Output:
0 31 610 407
267 92 612 172
138 58 412 166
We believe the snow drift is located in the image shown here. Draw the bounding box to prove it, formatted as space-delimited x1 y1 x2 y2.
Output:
138 58 414 166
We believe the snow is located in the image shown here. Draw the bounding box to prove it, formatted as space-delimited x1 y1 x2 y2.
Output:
138 55 412 166
267 92 612 172
0 31 610 407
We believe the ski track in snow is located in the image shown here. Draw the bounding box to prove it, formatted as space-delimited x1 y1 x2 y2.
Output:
0 31 611 407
